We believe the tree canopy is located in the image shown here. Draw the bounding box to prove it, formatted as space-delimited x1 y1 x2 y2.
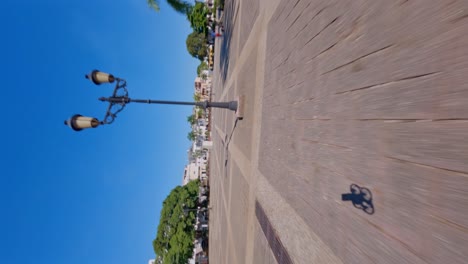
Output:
196 107 204 119
187 114 196 125
193 93 201 102
146 1 210 60
147 0 193 15
187 131 197 141
153 180 200 264
147 0 160 11
197 61 209 76
187 2 208 34
186 32 208 61
167 0 193 15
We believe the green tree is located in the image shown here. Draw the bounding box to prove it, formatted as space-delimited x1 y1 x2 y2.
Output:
197 61 209 76
186 32 207 61
187 131 196 141
147 0 192 15
167 0 193 15
196 108 204 118
187 2 208 34
214 0 224 9
193 149 203 158
153 181 199 264
187 114 196 125
193 93 201 102
147 0 160 11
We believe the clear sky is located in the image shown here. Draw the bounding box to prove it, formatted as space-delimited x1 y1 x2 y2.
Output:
0 1 199 263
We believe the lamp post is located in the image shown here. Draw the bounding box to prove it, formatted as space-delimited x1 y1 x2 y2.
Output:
64 70 241 131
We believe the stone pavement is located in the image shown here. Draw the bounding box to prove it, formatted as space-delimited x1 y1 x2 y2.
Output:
209 1 468 263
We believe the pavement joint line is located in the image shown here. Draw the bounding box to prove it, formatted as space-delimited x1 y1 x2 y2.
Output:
212 141 228 214
211 149 233 262
211 137 239 264
220 0 282 102
243 14 269 263
235 0 242 71
228 134 338 264
216 1 284 262
255 200 294 263
227 142 251 182
226 154 241 263
256 168 344 264
214 124 227 145
209 151 225 259
214 121 252 263
220 12 263 101
212 0 283 262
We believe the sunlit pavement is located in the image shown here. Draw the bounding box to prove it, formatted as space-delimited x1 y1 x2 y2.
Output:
209 1 468 263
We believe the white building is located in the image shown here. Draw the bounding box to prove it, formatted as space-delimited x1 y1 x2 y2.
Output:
183 162 200 186
183 137 210 186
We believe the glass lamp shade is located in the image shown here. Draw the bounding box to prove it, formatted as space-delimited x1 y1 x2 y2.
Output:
64 114 100 131
85 70 115 85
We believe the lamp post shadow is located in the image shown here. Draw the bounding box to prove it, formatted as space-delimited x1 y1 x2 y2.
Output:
342 184 375 215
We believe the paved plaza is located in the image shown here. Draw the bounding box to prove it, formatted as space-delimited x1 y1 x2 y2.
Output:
209 0 468 263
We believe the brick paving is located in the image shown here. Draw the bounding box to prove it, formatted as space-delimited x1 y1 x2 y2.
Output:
210 1 468 263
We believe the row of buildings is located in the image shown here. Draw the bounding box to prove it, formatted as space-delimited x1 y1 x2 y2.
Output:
149 74 213 264
183 75 213 187
185 75 213 264
150 1 218 262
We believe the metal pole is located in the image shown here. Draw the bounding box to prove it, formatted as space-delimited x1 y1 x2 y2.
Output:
99 97 237 111
207 101 238 111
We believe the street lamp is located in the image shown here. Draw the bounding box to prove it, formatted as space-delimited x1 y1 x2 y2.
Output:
85 69 115 85
64 114 100 131
64 70 243 131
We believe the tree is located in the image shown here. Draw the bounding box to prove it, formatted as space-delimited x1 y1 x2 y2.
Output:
187 2 208 34
167 0 193 15
147 0 160 11
153 181 200 264
147 0 192 15
193 149 204 158
193 93 201 102
196 108 204 118
187 131 196 141
187 114 196 125
186 32 207 61
197 61 209 76
214 0 224 9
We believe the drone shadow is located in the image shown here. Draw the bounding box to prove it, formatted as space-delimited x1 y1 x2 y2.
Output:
342 184 375 215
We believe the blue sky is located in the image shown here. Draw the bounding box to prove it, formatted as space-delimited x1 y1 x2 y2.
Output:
0 1 199 263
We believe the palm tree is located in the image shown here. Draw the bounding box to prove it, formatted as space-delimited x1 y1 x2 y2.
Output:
187 131 196 141
187 114 196 125
167 0 193 15
147 0 160 11
147 0 193 15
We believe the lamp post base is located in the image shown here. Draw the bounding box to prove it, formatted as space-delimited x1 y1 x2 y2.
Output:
235 95 245 120
204 101 238 112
